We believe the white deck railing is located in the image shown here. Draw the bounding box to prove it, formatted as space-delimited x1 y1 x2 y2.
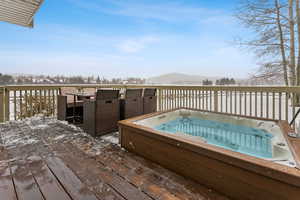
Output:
1 85 299 126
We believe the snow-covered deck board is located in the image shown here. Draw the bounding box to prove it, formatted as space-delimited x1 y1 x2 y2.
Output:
0 117 229 200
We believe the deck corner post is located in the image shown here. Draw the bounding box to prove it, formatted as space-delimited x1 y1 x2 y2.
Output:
0 87 9 122
214 90 218 112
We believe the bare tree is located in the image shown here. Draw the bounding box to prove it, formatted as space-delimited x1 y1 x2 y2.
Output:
275 0 289 85
235 0 291 85
289 0 296 85
296 0 300 85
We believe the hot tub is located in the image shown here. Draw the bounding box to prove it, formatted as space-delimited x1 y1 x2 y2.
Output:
118 108 300 200
136 109 295 166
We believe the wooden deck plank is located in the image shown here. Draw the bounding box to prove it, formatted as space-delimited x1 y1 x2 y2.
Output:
98 151 178 200
0 118 231 200
0 163 18 200
46 156 99 200
30 123 125 200
27 156 72 200
10 162 44 200
0 148 17 200
49 144 126 200
99 144 229 200
51 142 153 200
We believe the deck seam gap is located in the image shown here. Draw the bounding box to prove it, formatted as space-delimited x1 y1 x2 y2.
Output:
93 157 156 200
52 144 129 200
8 161 19 200
29 165 46 200
44 160 75 200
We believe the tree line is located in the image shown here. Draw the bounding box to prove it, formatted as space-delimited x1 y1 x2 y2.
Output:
202 78 236 85
0 73 146 85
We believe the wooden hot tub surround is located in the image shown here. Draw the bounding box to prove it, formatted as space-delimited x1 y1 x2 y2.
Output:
118 108 300 200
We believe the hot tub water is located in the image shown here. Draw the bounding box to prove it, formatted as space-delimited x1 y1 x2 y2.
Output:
155 117 274 158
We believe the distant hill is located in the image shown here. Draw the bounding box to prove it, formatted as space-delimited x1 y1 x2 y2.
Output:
146 73 222 85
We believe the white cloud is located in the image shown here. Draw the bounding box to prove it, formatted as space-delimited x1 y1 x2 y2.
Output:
199 15 235 25
68 0 230 24
117 36 159 53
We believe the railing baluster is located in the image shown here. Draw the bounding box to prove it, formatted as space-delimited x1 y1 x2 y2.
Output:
292 92 296 128
170 89 173 110
255 92 257 117
179 89 182 108
202 90 204 110
175 89 177 109
184 89 186 108
234 90 237 115
225 90 228 113
250 92 252 116
230 90 232 114
164 89 167 111
25 90 28 118
185 89 188 109
39 89 42 113
214 90 218 112
188 89 190 108
13 90 16 120
34 90 38 115
4 89 9 121
239 91 242 115
165 89 168 110
285 92 288 121
206 90 208 111
261 91 263 118
52 89 55 115
221 90 223 113
279 92 282 120
192 90 195 109
0 88 4 122
244 91 247 116
272 92 275 120
19 90 23 119
210 90 212 111
29 90 33 117
196 90 199 109
266 92 269 119
44 89 47 113
169 89 172 110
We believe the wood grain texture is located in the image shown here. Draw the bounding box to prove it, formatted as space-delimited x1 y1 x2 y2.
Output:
46 156 99 200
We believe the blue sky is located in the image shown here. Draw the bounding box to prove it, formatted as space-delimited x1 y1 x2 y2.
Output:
0 0 256 78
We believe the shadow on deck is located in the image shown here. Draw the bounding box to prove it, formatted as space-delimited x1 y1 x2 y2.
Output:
0 117 229 200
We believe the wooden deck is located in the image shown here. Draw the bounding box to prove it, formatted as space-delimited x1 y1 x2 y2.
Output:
0 117 229 200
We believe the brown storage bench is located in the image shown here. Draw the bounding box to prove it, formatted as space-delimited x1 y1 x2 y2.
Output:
143 88 157 114
83 89 120 136
120 89 143 120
